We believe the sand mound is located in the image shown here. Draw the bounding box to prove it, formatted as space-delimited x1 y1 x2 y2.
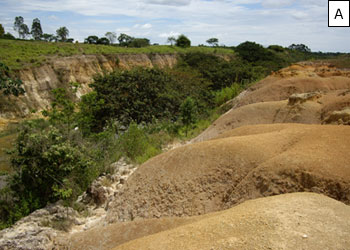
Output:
105 124 350 223
113 193 350 250
236 63 350 107
194 89 350 142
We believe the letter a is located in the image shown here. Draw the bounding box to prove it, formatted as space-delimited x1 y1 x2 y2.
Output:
335 9 344 19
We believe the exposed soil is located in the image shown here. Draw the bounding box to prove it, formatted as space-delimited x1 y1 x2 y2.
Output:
113 193 350 250
104 124 350 223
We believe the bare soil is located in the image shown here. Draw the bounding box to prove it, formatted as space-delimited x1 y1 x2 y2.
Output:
113 193 350 250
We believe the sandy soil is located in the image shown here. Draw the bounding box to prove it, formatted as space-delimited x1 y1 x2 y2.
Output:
113 193 350 250
104 124 350 224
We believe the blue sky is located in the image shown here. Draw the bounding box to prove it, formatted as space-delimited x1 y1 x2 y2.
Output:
0 0 348 52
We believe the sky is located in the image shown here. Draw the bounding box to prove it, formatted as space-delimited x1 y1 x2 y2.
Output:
0 0 348 52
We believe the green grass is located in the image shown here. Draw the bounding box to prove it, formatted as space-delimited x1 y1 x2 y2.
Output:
0 39 234 70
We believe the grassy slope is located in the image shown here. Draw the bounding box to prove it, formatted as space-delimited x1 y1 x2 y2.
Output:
0 39 234 70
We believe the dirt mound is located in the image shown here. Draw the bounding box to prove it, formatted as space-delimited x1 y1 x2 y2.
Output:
194 89 350 142
59 216 198 250
232 63 350 108
105 124 350 223
112 193 350 250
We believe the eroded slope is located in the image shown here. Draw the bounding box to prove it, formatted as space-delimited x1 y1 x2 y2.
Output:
106 124 350 223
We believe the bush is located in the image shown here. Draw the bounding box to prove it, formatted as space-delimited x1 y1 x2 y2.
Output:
118 123 161 164
89 68 184 129
0 87 118 228
213 83 242 106
176 34 191 48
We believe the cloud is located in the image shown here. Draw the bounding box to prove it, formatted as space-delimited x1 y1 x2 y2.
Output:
261 0 295 8
145 0 190 6
0 0 348 52
141 23 152 29
159 31 180 38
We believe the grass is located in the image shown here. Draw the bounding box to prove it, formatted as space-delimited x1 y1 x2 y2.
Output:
0 39 234 70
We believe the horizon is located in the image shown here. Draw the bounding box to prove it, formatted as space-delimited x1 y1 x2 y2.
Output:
0 0 348 53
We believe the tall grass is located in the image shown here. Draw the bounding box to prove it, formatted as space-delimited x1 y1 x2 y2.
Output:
0 39 234 70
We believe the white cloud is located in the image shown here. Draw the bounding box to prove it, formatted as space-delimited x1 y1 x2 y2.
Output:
159 31 180 38
141 23 152 29
145 0 190 6
0 0 348 51
261 0 295 8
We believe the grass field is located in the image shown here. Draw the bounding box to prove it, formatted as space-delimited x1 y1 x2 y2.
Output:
0 39 234 70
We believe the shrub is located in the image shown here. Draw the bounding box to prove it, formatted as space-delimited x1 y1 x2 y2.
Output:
118 123 161 164
89 68 183 129
176 34 191 48
213 83 242 106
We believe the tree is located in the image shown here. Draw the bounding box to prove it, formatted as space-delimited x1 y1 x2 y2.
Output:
14 16 24 38
235 41 270 62
84 35 99 44
20 24 29 39
0 62 25 96
105 32 116 44
42 33 57 42
2 33 15 40
176 34 191 48
128 38 149 48
180 97 197 136
288 44 311 53
14 16 29 39
206 38 219 47
56 26 69 42
0 24 4 37
167 36 176 46
31 18 43 40
118 33 133 46
98 37 110 45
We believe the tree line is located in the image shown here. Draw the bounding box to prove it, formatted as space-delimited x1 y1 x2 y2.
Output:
0 16 226 48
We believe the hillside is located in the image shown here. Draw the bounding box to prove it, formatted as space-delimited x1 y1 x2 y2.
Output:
0 53 178 121
1 55 350 249
194 62 350 141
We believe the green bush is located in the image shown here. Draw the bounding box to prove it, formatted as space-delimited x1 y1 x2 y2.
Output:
118 123 161 164
213 83 242 106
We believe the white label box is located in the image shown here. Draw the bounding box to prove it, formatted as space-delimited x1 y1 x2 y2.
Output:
329 0 350 27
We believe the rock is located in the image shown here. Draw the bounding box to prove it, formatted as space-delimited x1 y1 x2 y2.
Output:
323 108 350 125
288 92 321 105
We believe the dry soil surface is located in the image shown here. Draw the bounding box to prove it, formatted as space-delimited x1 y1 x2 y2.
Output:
194 63 350 142
113 193 350 250
105 124 350 223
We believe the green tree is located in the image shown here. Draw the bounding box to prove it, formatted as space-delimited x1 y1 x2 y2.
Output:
0 24 4 37
235 41 271 62
167 36 176 46
206 38 219 47
105 32 117 44
42 33 57 42
31 18 43 40
180 97 197 136
288 44 311 53
118 33 133 46
14 16 29 39
2 33 15 40
89 68 182 129
0 62 25 96
14 16 24 38
176 34 191 48
98 37 110 45
84 35 99 44
56 26 69 42
128 38 150 48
